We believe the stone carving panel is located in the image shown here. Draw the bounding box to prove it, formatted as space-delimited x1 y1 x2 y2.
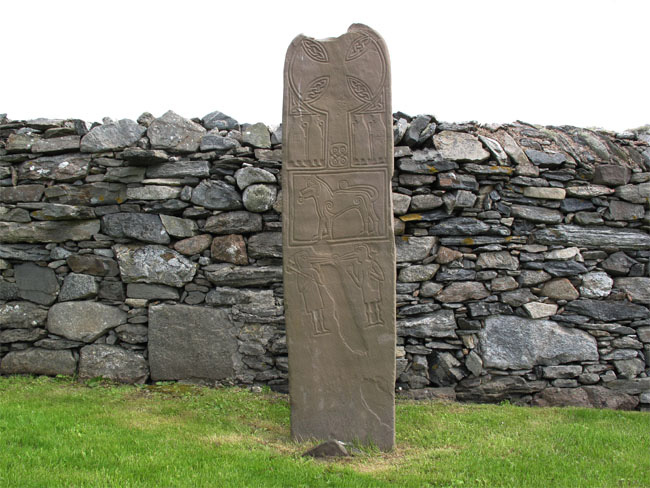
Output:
283 24 395 451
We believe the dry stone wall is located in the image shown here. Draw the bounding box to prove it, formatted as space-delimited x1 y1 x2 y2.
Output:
1 110 649 411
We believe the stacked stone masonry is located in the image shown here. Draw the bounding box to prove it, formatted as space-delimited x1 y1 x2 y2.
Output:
1 110 649 411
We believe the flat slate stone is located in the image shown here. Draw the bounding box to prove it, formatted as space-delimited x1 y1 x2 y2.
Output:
126 283 180 300
565 299 648 321
204 211 263 234
148 304 240 381
44 183 127 206
31 135 81 154
0 220 100 244
614 278 650 304
113 244 197 287
0 185 45 203
202 110 239 131
282 24 395 450
145 160 210 179
80 119 146 152
48 301 127 342
30 203 96 221
511 205 563 224
524 149 567 166
205 264 282 287
533 225 650 250
18 155 89 182
210 235 248 265
78 345 148 384
0 244 50 261
397 310 456 338
248 232 282 259
14 263 59 305
0 348 76 376
395 236 436 262
480 315 598 370
241 123 271 149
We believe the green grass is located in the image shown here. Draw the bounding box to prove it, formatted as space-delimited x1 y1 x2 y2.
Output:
0 376 648 487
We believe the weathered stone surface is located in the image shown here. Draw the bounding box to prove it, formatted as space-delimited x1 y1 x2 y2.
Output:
541 278 579 300
58 273 98 301
433 131 489 162
204 211 263 234
511 205 563 224
428 218 489 236
145 160 210 179
602 252 637 276
113 244 197 287
543 260 588 277
126 185 181 201
205 264 282 287
525 149 567 167
580 272 613 298
593 164 631 186
0 302 48 329
409 194 443 211
80 119 146 152
148 110 206 153
148 304 240 381
121 148 169 165
126 283 180 300
200 134 240 152
202 110 239 131
0 185 45 203
522 187 566 200
429 351 464 386
533 386 638 410
397 310 456 338
159 214 197 238
0 220 99 244
436 173 478 191
614 358 645 379
392 193 411 215
115 323 148 344
248 232 282 259
480 315 598 369
241 123 271 148
78 345 148 384
210 234 248 265
522 301 558 319
607 201 645 221
0 281 19 301
0 326 47 343
0 348 76 376
48 301 127 342
614 278 650 304
437 282 489 303
395 236 436 262
234 167 276 190
18 155 89 182
456 376 546 403
14 263 59 306
565 299 648 321
31 136 81 154
173 234 212 255
242 184 277 212
502 133 530 166
398 264 439 283
533 225 650 250
501 288 537 307
544 247 582 261
102 213 170 244
44 183 127 205
30 203 95 221
565 185 615 198
476 251 518 270
66 255 119 277
190 180 242 210
615 183 650 204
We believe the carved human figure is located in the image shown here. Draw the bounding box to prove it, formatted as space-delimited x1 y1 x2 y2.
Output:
289 251 331 335
345 244 385 326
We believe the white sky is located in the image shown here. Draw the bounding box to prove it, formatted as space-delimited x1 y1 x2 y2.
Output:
4 0 649 132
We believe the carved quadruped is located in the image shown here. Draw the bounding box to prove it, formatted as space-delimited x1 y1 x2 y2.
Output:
283 24 395 451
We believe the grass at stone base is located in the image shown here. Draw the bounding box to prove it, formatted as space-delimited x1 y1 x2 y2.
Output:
0 376 648 488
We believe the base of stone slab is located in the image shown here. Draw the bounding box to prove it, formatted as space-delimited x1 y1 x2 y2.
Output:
302 440 350 458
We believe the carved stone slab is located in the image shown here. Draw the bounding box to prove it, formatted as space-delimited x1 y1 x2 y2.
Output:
283 24 395 450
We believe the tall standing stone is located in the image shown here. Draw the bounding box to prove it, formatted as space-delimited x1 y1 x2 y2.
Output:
283 24 395 450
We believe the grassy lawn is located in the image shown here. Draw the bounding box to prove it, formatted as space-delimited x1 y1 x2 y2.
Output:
0 376 648 487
